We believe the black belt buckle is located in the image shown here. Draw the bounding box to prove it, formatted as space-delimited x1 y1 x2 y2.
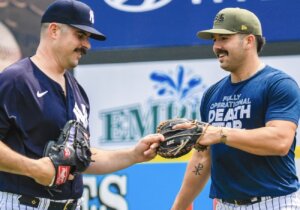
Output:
48 199 77 210
64 200 77 210
18 195 40 208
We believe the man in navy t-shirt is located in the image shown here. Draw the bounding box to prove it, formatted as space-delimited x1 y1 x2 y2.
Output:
171 8 300 210
0 1 164 209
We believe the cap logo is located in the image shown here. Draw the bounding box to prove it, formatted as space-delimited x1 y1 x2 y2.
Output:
214 13 225 23
241 25 248 31
89 10 94 24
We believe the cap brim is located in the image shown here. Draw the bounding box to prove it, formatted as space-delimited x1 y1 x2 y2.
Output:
197 29 237 39
71 24 106 41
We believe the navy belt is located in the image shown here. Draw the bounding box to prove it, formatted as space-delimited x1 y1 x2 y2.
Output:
220 196 273 205
18 195 77 210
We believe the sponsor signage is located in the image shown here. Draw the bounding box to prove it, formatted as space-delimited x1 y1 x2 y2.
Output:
84 0 300 50
75 59 227 148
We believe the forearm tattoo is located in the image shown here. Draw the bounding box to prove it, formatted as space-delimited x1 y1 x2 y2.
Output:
192 163 204 176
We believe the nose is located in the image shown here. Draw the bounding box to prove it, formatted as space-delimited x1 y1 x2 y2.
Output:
84 39 91 50
82 37 91 50
213 41 221 53
213 37 223 47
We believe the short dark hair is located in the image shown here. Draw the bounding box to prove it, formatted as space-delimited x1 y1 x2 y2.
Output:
256 35 266 54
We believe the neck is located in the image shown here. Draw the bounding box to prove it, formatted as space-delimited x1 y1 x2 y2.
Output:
31 47 67 94
230 57 264 83
31 46 66 79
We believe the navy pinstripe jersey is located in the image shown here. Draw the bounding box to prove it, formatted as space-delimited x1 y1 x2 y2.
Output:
0 58 90 199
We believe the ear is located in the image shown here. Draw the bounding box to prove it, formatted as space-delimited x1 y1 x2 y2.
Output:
48 23 60 39
244 34 256 50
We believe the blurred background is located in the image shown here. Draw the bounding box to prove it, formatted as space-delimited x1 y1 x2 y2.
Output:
1 0 300 209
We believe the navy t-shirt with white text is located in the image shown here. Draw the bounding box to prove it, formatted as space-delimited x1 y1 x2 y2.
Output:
200 65 300 199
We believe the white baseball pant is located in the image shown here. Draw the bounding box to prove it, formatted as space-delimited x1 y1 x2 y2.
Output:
0 191 82 210
216 190 300 210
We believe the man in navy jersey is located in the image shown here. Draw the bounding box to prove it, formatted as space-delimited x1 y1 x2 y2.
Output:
0 0 164 209
171 8 300 210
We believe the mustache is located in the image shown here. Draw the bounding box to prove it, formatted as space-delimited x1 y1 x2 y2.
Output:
215 49 228 58
74 47 88 55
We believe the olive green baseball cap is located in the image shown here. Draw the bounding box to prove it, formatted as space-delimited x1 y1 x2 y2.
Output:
197 8 262 39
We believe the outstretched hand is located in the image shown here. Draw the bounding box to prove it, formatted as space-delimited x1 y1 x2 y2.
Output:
133 134 165 163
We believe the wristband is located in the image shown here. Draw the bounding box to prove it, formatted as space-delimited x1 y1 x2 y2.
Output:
220 128 227 144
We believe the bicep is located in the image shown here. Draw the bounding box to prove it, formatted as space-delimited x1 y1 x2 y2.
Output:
266 120 297 152
266 78 300 124
266 120 297 137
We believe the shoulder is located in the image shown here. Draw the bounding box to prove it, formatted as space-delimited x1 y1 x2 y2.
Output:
262 66 300 123
0 58 34 92
0 58 32 80
262 65 297 83
251 66 299 97
263 65 299 94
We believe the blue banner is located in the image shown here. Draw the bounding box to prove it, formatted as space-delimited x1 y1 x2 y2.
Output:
85 0 300 51
83 162 213 210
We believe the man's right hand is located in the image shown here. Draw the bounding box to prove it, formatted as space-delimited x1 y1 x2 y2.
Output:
31 157 56 186
32 157 75 186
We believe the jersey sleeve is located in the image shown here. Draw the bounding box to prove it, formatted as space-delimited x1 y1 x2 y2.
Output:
0 72 19 140
265 76 300 125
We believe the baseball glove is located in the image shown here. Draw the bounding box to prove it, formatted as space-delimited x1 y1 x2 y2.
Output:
156 118 209 158
43 120 93 188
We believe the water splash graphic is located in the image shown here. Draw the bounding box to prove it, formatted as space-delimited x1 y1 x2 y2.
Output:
150 65 204 100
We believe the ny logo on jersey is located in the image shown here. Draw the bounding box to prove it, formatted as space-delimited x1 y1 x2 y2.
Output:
73 103 88 128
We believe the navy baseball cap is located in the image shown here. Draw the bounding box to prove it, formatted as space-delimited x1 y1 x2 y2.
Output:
41 0 106 41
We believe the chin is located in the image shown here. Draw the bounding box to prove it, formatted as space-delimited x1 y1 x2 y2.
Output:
70 60 80 68
219 62 226 69
220 64 232 72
